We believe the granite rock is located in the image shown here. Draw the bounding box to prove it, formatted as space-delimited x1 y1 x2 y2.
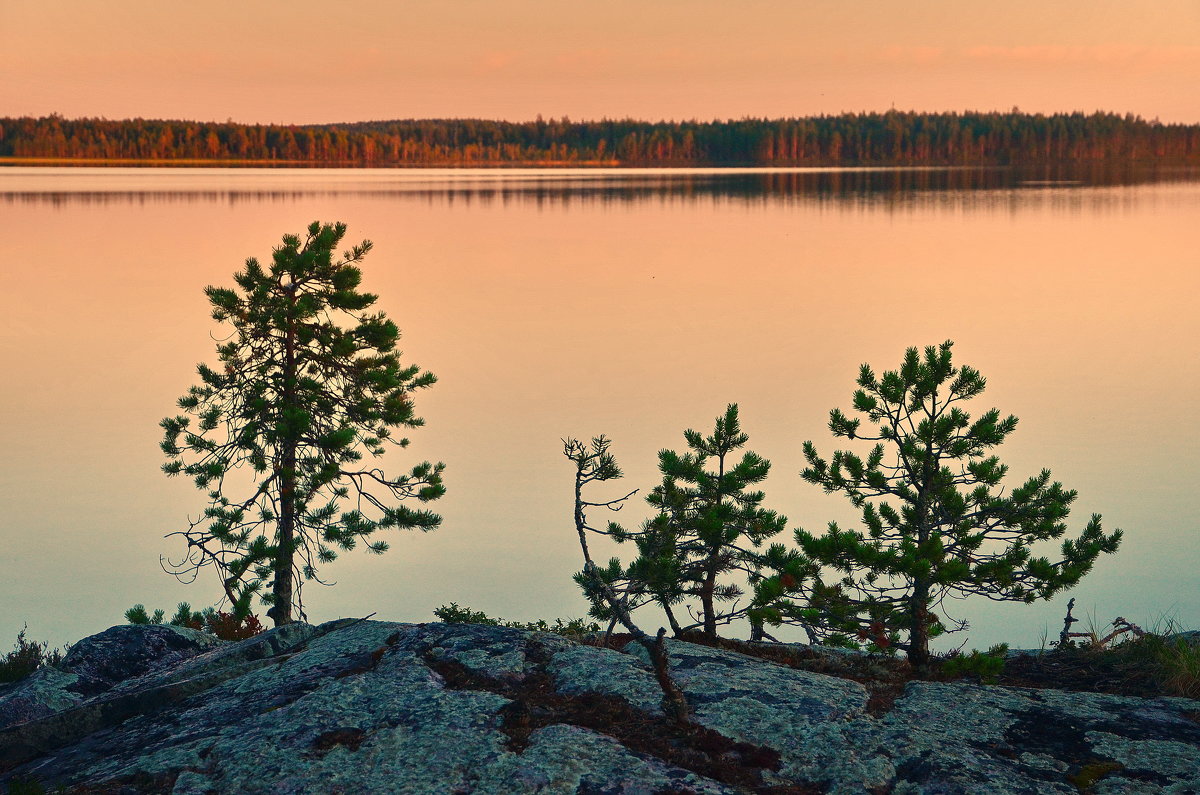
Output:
1 621 1197 794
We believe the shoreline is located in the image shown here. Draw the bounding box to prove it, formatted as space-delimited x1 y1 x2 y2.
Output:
3 157 1196 170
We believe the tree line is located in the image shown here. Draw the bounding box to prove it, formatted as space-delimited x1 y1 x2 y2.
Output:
2 111 1198 165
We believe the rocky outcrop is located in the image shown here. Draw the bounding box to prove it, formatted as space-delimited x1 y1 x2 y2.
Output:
1 620 1197 794
0 624 223 730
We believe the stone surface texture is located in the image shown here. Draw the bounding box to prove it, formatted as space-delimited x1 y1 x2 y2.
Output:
0 620 1196 794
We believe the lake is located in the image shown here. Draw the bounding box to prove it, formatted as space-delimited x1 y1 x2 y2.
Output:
1 165 1197 652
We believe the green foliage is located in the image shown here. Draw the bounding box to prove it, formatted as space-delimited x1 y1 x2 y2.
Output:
940 644 1009 683
160 222 444 625
748 545 862 648
432 603 499 625
641 405 788 636
0 626 67 685
124 602 266 641
123 604 165 625
567 407 788 638
796 341 1122 667
433 603 600 638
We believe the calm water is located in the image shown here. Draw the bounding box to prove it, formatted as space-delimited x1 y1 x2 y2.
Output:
2 166 1198 651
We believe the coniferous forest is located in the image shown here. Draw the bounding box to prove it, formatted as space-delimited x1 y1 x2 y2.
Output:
2 111 1198 166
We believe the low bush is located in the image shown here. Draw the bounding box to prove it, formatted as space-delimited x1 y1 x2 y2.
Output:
938 643 1008 684
0 625 68 685
1105 629 1200 699
1154 635 1200 698
434 603 600 638
125 602 265 642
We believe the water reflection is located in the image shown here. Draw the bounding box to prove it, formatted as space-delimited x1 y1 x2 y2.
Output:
1 161 1197 652
3 165 1198 211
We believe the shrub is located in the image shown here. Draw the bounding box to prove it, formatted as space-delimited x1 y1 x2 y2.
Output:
565 407 787 640
939 643 1008 684
1154 635 1200 699
434 603 600 638
0 625 68 685
125 602 265 641
1106 626 1200 699
202 610 266 641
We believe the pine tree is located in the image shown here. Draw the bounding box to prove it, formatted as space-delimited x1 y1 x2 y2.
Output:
796 341 1121 668
632 405 787 637
564 406 786 640
160 222 444 625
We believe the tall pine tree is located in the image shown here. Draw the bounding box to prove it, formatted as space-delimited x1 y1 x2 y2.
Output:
796 341 1121 668
160 222 444 625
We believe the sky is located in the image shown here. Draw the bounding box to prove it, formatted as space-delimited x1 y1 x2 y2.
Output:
2 0 1199 124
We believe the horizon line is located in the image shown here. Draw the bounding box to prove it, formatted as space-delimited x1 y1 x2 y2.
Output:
8 108 1199 128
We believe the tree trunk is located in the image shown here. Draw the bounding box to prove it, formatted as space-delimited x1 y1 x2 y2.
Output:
700 453 726 638
700 566 717 637
272 443 296 626
271 286 299 627
662 603 683 636
908 410 936 670
907 579 930 670
587 563 689 724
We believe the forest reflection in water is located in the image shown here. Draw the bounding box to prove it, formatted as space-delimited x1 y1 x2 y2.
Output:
3 164 1199 211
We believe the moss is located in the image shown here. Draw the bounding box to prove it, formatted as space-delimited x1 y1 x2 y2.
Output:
1067 760 1124 791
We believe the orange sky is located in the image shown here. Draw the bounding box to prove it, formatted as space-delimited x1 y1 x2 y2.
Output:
2 0 1198 124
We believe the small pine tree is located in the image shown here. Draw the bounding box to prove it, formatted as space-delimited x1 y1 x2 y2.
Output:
640 404 787 637
124 604 167 625
796 341 1122 668
160 222 444 625
570 406 787 638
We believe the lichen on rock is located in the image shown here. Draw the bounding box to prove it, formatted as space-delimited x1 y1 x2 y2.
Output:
2 620 1199 794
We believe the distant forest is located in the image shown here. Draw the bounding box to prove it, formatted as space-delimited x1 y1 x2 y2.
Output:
2 111 1198 166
